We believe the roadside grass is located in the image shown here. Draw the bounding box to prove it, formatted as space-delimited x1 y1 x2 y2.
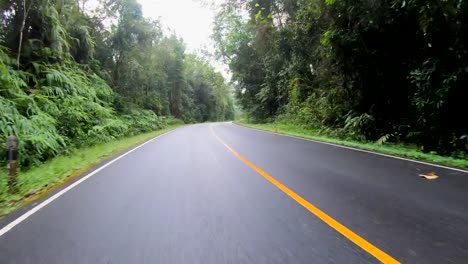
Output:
0 125 183 218
235 121 468 170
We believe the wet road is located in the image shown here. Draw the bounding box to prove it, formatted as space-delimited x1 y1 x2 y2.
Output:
1 123 467 263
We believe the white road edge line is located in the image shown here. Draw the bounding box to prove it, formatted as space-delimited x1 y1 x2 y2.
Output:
0 127 181 237
231 122 468 174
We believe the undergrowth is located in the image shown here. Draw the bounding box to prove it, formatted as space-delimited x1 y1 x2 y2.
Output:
236 121 468 170
0 47 169 168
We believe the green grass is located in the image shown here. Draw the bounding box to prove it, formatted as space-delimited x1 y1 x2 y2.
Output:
235 121 468 170
0 125 183 218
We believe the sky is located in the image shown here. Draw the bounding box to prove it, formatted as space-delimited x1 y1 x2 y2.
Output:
138 0 216 51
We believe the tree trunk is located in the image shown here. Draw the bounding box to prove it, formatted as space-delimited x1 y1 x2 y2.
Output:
16 0 30 69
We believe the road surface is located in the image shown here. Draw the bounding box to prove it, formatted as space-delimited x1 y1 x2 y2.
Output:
1 123 468 263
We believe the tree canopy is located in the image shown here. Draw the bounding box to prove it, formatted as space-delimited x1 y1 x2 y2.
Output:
214 0 468 156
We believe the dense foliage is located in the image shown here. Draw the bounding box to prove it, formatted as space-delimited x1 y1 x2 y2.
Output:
1 0 234 167
214 0 468 156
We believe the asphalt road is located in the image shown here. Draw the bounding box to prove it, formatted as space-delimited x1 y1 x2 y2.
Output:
1 123 468 263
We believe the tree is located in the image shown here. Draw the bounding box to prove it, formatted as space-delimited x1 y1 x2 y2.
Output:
213 0 468 155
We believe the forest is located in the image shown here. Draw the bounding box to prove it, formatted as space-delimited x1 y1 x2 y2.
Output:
0 0 234 167
214 0 468 157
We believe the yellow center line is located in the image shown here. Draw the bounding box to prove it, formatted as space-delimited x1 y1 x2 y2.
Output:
210 125 400 264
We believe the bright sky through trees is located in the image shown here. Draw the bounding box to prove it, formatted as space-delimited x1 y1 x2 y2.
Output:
139 0 216 51
138 0 229 77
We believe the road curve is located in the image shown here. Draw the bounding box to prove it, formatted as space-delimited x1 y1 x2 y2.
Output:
1 123 467 263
